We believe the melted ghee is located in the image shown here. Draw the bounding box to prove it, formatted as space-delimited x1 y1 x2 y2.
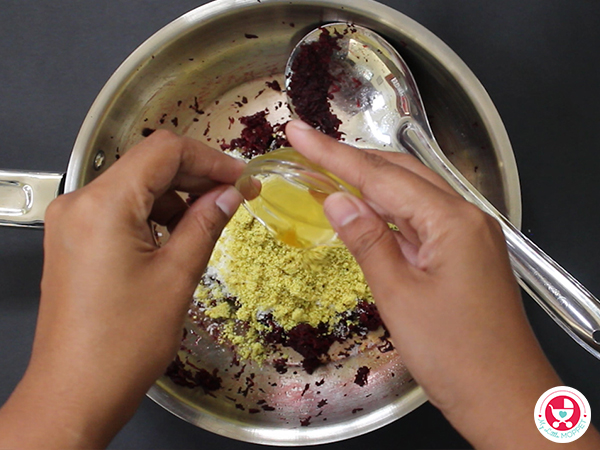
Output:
246 174 337 249
237 147 361 249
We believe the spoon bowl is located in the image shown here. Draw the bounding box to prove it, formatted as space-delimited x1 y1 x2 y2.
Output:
286 23 600 359
285 24 425 153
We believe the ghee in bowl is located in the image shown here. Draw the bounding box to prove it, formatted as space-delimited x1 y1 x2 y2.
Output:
235 147 359 249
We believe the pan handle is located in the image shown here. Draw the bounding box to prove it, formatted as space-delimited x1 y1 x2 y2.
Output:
0 170 64 229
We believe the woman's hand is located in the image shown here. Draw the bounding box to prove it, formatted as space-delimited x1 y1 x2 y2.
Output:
286 120 600 450
0 130 244 449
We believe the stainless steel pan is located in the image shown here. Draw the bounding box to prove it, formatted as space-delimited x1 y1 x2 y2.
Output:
0 0 523 445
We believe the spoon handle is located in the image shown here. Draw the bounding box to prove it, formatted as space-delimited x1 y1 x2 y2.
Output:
399 122 600 359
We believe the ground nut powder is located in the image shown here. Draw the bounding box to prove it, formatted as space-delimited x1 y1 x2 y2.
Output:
193 207 374 362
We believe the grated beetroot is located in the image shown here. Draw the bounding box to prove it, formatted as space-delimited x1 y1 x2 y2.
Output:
354 301 383 332
273 358 288 374
354 366 370 387
262 315 336 374
377 329 395 353
165 356 222 393
259 300 385 374
266 80 282 92
220 111 289 158
343 300 384 336
287 28 343 139
300 416 312 427
286 323 337 374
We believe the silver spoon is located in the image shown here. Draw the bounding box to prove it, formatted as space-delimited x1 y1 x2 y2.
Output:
285 23 600 359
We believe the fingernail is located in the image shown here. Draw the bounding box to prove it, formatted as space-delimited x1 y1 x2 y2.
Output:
215 186 242 218
290 119 313 131
325 192 361 227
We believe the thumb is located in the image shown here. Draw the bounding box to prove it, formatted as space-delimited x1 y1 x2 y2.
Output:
163 185 242 282
324 191 413 293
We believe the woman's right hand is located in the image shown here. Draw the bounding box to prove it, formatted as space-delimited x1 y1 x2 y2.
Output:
286 120 600 449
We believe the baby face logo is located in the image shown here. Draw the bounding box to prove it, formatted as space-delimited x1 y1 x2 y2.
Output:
535 386 591 443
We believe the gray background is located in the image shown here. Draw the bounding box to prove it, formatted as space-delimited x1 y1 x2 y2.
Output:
1 1 600 449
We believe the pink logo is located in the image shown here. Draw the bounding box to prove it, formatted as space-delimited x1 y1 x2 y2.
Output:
545 395 581 430
535 386 591 443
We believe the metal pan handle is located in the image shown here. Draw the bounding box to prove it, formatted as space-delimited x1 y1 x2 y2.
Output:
0 170 64 229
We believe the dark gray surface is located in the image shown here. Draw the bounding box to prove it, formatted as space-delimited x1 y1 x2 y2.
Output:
1 1 600 449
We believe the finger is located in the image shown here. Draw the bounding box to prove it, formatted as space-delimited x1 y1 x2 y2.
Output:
363 149 459 198
323 191 419 298
95 130 246 218
236 175 262 201
359 151 458 248
162 185 243 283
392 228 420 266
150 191 188 233
346 150 459 241
286 120 461 245
169 175 219 195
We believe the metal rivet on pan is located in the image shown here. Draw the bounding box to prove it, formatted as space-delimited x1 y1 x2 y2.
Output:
93 150 106 171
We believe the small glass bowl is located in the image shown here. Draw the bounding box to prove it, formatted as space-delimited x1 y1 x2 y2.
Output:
235 147 358 249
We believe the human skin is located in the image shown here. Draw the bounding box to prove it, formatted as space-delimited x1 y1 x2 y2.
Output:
0 123 598 449
286 119 600 450
0 130 245 449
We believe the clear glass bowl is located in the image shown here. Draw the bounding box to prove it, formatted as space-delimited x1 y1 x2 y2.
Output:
235 147 358 248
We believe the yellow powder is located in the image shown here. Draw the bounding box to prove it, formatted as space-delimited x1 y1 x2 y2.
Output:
204 301 232 320
194 207 373 362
